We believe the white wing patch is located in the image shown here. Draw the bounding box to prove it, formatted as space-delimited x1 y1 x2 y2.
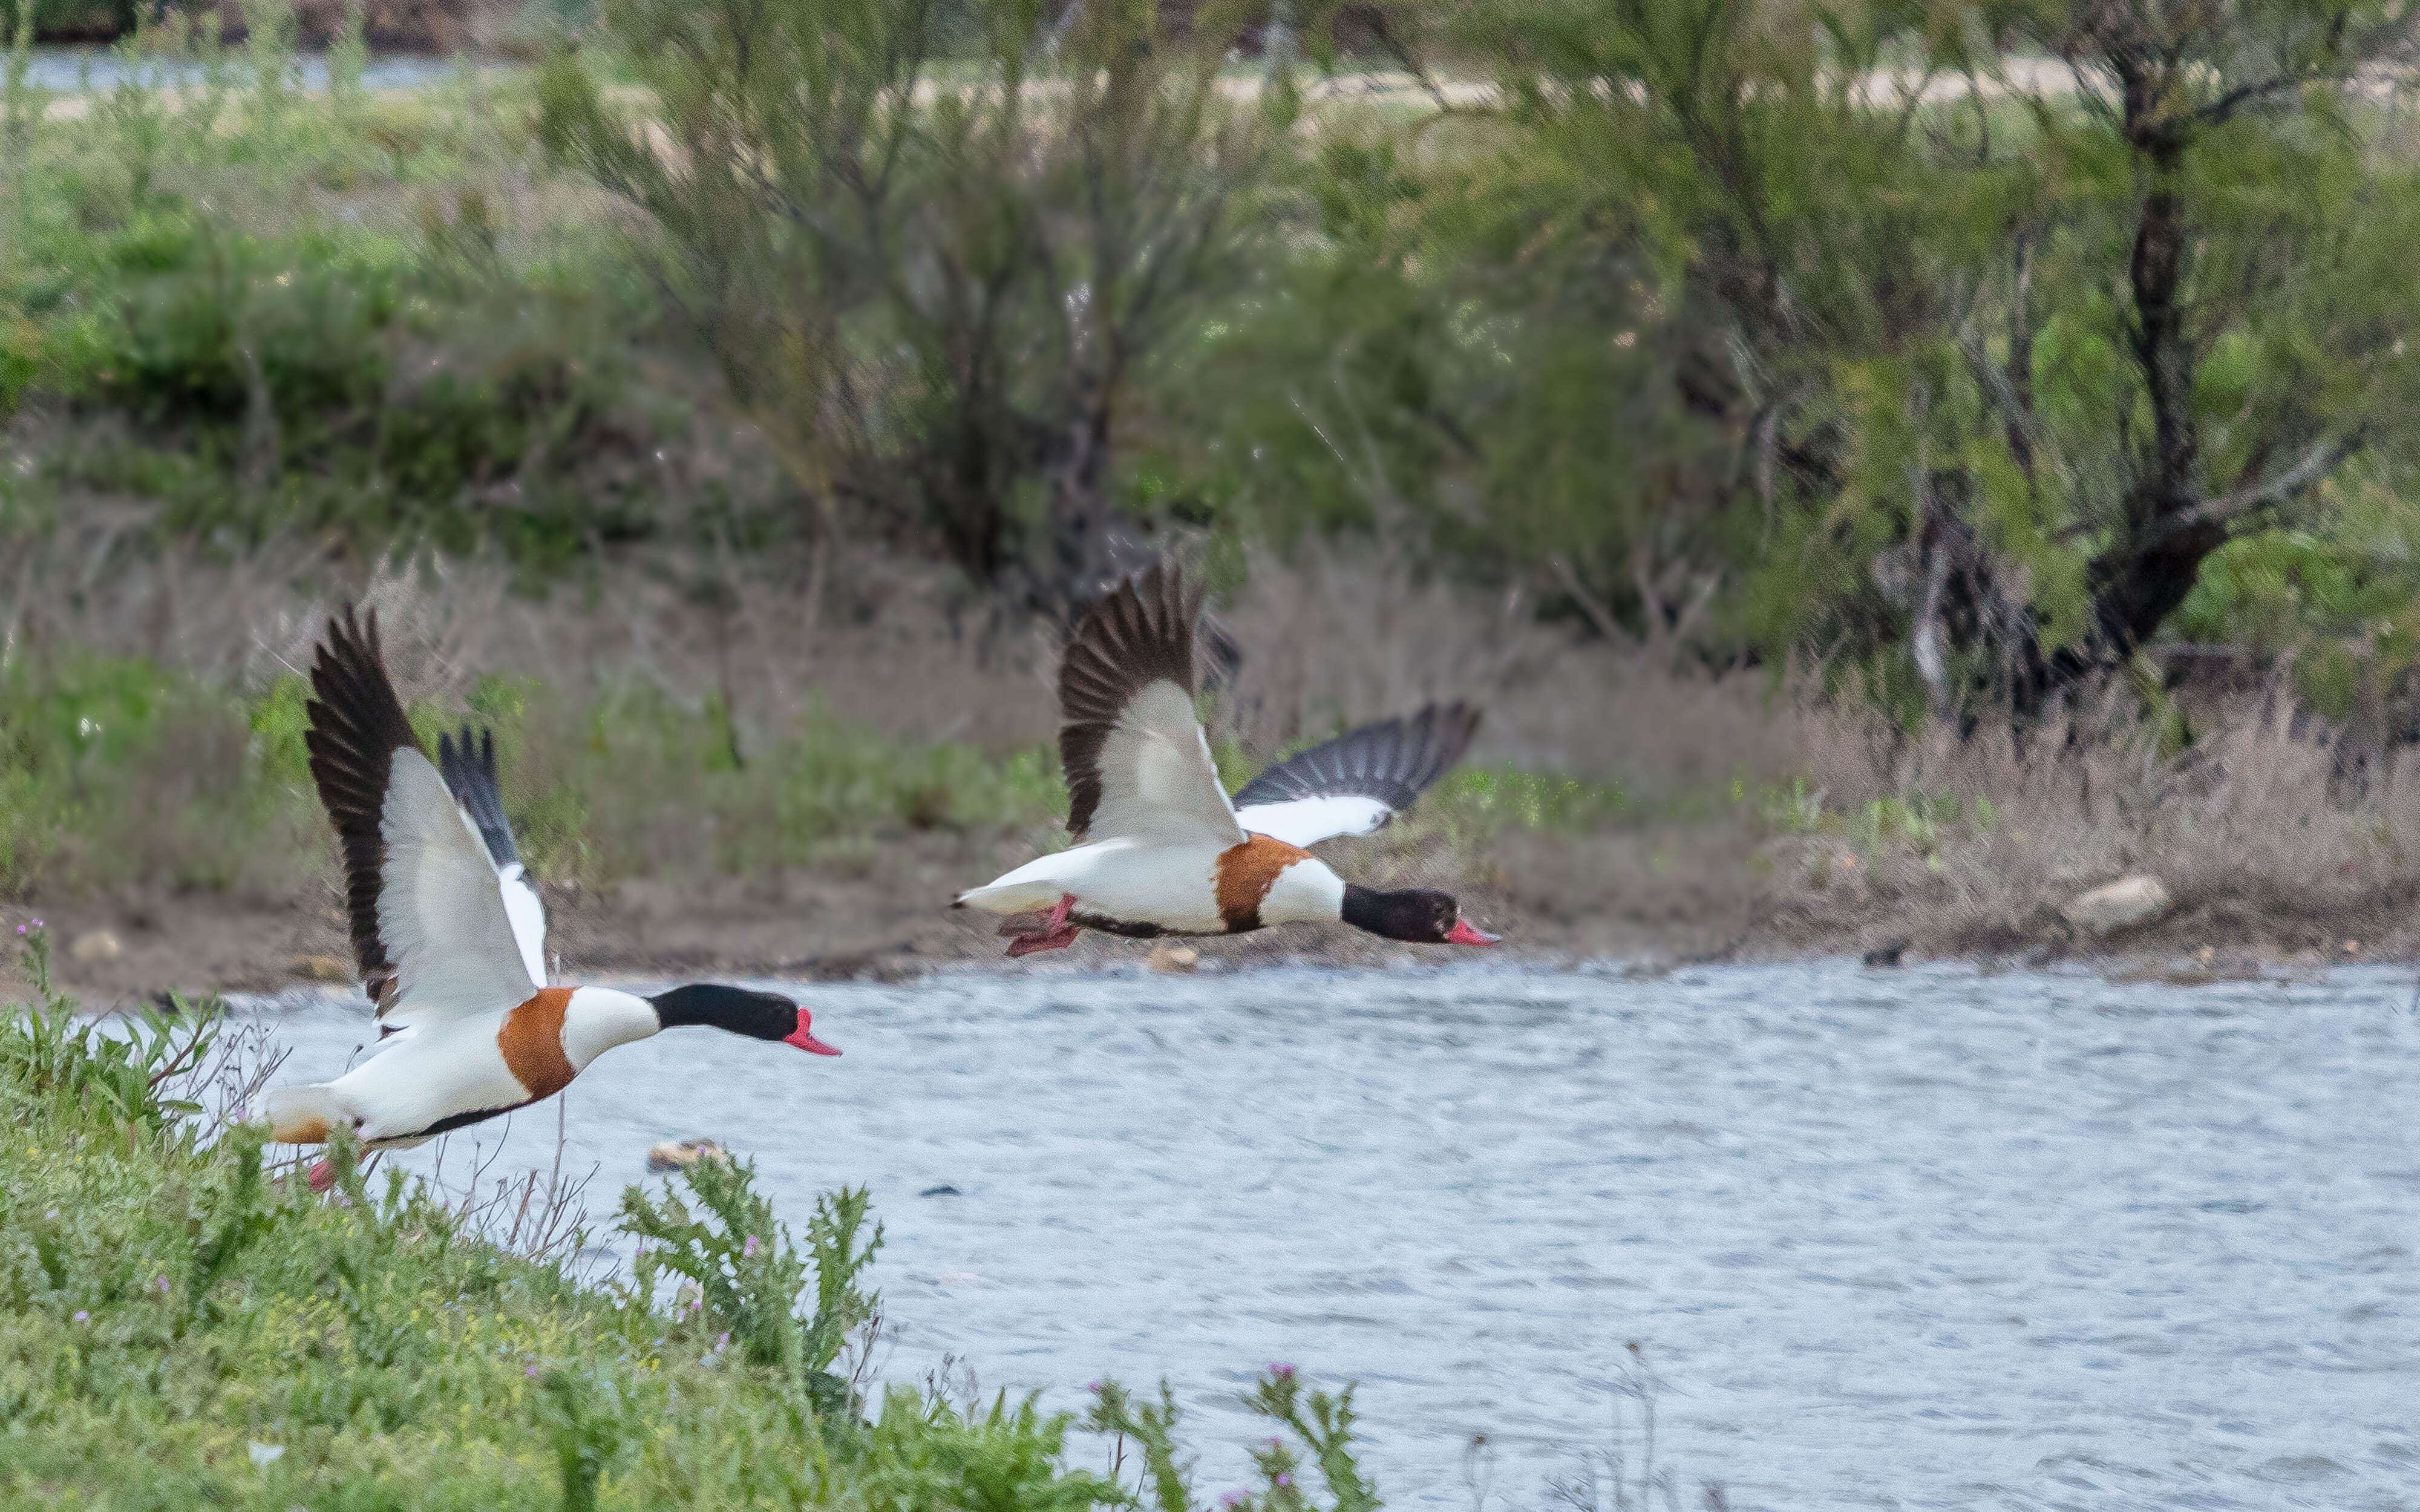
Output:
496 863 548 987
1086 680 1246 846
1234 794 1397 848
376 750 538 1032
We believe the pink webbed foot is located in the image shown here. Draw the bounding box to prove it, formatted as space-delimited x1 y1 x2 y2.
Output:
1001 894 1082 957
1004 924 1082 958
306 1159 336 1194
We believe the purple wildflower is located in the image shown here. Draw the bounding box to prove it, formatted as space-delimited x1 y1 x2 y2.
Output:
155 1277 169 1294
1266 1362 1296 1379
526 1364 540 1378
1275 1474 1293 1489
1087 1380 1104 1393
71 1311 89 1324
1221 1494 1247 1509
742 1235 760 1258
715 1332 730 1350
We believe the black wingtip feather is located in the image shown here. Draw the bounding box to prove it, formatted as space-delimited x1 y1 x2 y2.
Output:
438 724 520 871
1231 701 1484 819
1058 560 1205 841
304 604 422 1010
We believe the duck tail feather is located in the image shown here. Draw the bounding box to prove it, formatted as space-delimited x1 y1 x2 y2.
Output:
265 1085 350 1145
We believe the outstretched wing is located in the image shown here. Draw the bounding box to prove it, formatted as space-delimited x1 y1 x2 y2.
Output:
1232 702 1483 848
437 725 548 988
1059 561 1246 847
305 607 537 1032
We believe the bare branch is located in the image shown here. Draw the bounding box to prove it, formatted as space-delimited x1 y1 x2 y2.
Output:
2156 428 2367 539
1547 555 1639 647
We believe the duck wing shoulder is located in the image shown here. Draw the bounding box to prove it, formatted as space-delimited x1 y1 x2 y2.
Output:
1232 702 1483 848
305 606 538 1033
1058 561 1246 848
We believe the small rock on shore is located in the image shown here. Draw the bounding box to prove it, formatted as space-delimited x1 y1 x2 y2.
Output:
648 1138 728 1173
2061 875 2171 936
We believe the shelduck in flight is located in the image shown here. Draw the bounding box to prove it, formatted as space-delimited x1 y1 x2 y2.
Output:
955 562 1502 955
267 607 838 1183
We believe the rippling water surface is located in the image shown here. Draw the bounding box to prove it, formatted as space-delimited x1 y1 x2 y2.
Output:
251 961 2420 1509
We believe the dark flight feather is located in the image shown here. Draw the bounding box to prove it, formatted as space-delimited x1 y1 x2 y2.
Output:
437 725 520 871
1232 701 1483 819
1058 561 1205 842
302 606 422 1012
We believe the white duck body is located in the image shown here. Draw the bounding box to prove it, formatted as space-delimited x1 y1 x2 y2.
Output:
276 986 660 1148
961 562 1494 954
957 834 1347 934
266 609 842 1166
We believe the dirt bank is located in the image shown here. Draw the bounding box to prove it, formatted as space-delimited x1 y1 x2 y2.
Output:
14 821 2415 1011
7 828 1621 1007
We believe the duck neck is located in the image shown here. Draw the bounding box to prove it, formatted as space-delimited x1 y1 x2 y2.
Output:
1339 884 1390 935
648 983 793 1042
1339 884 1447 943
559 986 664 1068
1258 856 1347 925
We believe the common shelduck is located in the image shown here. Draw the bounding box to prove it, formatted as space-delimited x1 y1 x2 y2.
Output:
266 607 839 1182
955 562 1502 955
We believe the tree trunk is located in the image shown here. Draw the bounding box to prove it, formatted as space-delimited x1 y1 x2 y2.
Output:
2023 53 2229 700
1049 381 1145 608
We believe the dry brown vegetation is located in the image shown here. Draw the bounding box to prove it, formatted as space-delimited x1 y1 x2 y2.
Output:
9 525 2420 1003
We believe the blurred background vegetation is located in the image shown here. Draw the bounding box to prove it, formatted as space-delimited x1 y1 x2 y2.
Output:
13 0 2420 713
10 0 2420 954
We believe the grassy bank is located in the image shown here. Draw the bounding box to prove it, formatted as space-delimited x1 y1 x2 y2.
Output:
0 941 1383 1508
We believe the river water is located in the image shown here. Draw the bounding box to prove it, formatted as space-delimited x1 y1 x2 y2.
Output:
15 45 486 93
246 961 2420 1509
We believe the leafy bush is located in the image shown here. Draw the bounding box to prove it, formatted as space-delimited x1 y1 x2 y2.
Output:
621 1156 880 1406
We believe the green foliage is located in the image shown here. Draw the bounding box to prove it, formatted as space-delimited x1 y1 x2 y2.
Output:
1085 1366 1385 1512
1087 1383 1195 1512
538 1366 638 1512
0 649 1065 903
1237 1367 1377 1512
1749 777 1998 866
542 0 1287 598
182 1122 282 1327
1432 766 1627 837
0 30 691 572
0 0 131 39
621 1155 880 1407
0 970 1382 1508
15 0 2420 724
0 653 319 897
1171 0 2420 721
0 926 221 1128
862 1387 1124 1512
